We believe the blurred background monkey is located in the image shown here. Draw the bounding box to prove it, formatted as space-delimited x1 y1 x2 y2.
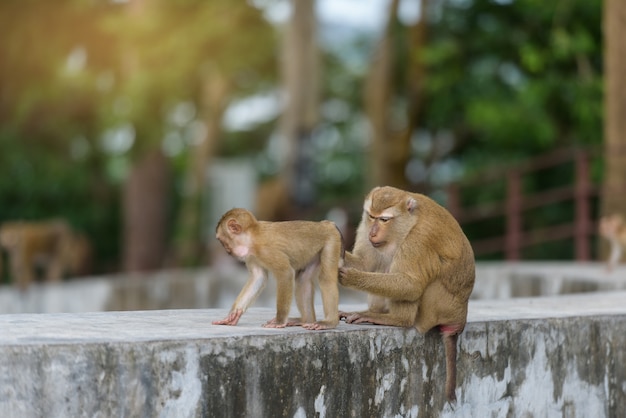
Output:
0 220 91 290
212 208 343 330
599 214 626 272
338 186 475 402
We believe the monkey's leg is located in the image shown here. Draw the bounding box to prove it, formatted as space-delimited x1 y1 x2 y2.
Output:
12 253 32 291
607 239 623 272
339 295 389 322
306 240 340 330
263 265 295 328
46 257 64 283
343 301 418 328
293 263 318 326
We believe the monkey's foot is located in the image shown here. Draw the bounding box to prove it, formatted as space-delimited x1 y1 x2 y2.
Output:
262 317 288 328
262 322 287 328
338 311 353 320
284 317 306 327
302 320 338 331
340 312 373 324
212 309 243 326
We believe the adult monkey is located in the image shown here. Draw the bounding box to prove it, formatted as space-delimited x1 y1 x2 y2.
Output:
339 186 475 402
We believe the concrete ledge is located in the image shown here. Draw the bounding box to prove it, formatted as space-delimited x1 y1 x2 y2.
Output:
2 292 626 417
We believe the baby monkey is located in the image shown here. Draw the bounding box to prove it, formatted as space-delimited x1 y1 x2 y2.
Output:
599 214 626 272
212 208 342 330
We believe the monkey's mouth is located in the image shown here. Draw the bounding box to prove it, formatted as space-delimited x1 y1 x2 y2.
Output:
370 241 385 248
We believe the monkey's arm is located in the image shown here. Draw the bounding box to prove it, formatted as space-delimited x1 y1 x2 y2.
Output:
343 251 365 270
339 267 427 301
212 264 268 326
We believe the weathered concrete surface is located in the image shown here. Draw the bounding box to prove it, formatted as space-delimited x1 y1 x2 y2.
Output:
1 292 625 417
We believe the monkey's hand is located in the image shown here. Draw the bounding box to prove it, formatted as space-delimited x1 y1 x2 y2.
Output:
338 267 359 287
212 309 243 326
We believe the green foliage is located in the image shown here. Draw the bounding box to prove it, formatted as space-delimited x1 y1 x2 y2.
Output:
0 0 276 272
422 0 603 160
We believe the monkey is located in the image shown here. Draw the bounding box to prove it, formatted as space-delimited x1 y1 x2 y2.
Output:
212 208 343 331
0 220 92 290
598 214 626 272
337 186 475 402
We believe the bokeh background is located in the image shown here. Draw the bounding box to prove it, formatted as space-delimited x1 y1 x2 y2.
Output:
2 0 623 286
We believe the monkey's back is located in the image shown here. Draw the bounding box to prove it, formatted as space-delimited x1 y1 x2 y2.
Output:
407 193 476 332
256 220 342 270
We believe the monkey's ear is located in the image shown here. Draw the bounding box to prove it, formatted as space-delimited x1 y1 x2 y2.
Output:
227 219 242 234
406 197 417 214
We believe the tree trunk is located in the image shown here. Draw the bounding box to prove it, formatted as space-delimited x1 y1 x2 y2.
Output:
277 0 319 210
172 67 230 266
123 149 171 272
366 0 428 191
601 0 626 220
364 0 397 188
401 0 428 191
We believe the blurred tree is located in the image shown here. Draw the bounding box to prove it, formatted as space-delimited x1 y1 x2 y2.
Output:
365 0 398 188
601 0 626 221
89 0 277 268
0 0 122 275
278 0 320 210
420 0 602 169
365 0 428 190
0 0 277 274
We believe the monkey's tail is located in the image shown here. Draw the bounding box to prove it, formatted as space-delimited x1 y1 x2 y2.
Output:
441 324 463 402
444 332 458 402
334 223 346 262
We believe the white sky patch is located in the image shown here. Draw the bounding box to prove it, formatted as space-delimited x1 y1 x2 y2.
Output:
317 0 389 32
65 46 87 74
222 91 284 131
100 123 135 155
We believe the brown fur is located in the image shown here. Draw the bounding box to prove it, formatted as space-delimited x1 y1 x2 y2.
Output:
0 220 91 290
599 214 626 271
213 208 342 330
339 186 475 401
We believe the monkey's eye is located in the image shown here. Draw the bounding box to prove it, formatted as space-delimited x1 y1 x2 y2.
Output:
379 217 391 223
367 214 376 221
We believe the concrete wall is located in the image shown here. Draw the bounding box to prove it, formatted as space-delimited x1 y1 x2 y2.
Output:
2 262 626 315
0 266 369 314
473 262 626 299
1 292 625 418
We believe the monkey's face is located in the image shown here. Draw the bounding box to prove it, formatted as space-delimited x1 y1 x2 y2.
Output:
216 228 234 255
363 196 397 248
216 222 250 260
362 187 418 249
